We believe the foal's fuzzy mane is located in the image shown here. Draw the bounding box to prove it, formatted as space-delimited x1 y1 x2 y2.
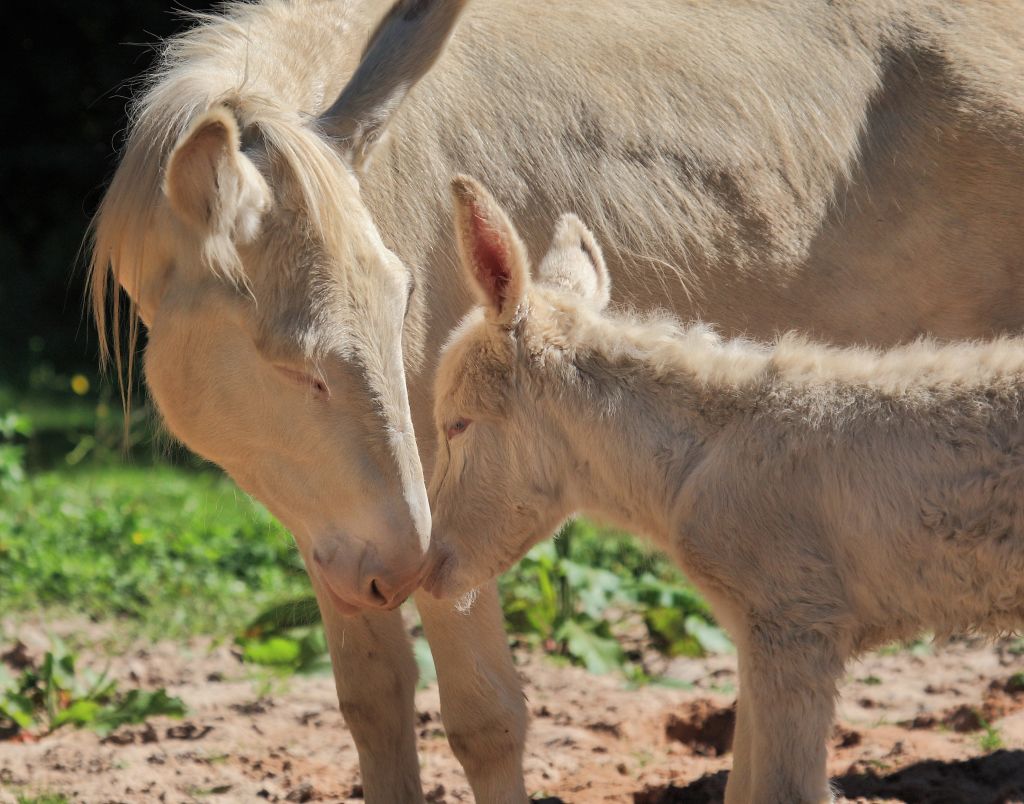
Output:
557 292 1024 397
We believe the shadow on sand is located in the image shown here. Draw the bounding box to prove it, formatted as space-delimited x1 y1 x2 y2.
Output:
627 749 1024 803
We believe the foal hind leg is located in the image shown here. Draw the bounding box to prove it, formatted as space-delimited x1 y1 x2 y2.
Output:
321 601 424 802
418 582 528 803
744 624 843 804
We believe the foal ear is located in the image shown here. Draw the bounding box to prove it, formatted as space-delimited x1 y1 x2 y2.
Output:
536 214 611 309
164 106 270 242
450 175 529 325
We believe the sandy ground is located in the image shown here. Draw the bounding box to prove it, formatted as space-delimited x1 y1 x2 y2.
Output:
1 619 1023 804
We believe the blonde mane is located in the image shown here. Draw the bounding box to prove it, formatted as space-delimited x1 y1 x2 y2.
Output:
88 0 374 400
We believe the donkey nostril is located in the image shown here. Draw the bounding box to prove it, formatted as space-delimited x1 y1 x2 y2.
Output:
312 548 326 567
369 579 387 605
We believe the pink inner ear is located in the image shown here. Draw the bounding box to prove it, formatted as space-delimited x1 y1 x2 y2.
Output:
469 208 511 313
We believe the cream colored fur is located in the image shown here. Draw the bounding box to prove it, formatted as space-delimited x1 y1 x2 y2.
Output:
427 178 1024 804
88 0 1024 799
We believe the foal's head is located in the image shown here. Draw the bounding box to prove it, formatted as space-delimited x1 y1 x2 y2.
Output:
424 176 611 599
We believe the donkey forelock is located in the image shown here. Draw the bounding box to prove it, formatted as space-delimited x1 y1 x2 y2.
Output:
88 1 433 406
91 98 382 351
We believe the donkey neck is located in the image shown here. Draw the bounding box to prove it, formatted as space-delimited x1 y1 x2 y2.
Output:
548 320 753 543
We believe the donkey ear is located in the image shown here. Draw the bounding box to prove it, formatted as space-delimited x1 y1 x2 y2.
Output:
450 175 529 325
319 0 469 170
163 106 270 242
536 214 611 309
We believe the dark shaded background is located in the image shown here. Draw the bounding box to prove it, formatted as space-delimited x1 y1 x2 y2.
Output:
1 2 216 385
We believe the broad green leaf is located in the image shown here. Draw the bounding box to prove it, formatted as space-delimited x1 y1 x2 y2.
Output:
0 664 17 696
52 698 102 728
0 692 36 729
413 637 436 689
561 560 625 619
241 636 302 666
684 615 734 655
294 629 331 675
53 653 78 692
644 607 703 657
636 575 711 616
556 619 624 674
244 597 321 637
82 667 117 702
91 689 186 736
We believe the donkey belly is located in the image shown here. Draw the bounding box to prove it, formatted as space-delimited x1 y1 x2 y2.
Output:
818 433 1024 644
675 423 1024 651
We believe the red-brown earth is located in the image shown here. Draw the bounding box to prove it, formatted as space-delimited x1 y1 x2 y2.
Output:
2 618 1023 803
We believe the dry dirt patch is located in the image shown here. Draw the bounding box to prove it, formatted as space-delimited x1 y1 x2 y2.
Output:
1 625 1022 803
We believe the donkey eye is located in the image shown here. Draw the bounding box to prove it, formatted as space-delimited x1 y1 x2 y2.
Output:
446 418 471 439
275 365 330 398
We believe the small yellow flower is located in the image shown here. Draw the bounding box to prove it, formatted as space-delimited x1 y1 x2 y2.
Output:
131 531 146 546
71 374 90 395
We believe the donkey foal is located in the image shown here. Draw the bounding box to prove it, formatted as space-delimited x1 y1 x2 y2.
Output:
424 176 1024 804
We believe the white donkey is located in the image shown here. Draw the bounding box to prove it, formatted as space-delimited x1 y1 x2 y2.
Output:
89 0 1024 798
425 177 1024 804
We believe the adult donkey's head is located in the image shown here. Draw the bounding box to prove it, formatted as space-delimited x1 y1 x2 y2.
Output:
89 0 468 614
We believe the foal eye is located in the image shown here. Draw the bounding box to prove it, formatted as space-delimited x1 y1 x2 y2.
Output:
446 418 471 440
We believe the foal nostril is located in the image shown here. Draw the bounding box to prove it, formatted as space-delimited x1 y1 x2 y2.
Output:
368 578 388 606
312 547 326 567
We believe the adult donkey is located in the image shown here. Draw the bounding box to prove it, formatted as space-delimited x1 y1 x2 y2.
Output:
90 0 1024 800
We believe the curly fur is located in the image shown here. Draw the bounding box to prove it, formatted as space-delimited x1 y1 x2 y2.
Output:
429 185 1024 803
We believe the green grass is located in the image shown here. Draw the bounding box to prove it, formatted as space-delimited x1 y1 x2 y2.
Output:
0 463 310 638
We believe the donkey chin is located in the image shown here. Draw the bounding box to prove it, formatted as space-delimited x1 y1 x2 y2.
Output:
421 534 534 612
419 541 462 599
419 541 483 609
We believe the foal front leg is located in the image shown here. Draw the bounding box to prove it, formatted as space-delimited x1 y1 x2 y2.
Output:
417 581 529 803
724 667 754 804
743 626 842 804
320 600 424 803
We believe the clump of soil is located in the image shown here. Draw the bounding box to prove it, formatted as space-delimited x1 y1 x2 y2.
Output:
903 673 1024 735
982 675 1024 723
664 700 735 756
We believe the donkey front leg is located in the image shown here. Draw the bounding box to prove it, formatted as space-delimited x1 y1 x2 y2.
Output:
321 601 424 803
417 581 529 803
742 626 843 804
